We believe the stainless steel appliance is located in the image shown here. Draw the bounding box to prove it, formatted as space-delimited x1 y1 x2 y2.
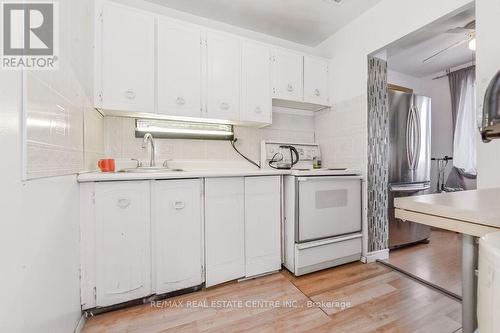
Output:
261 141 363 276
388 90 432 248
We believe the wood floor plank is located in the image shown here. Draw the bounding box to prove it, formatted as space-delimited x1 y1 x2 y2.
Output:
284 261 392 297
310 271 400 315
83 263 462 333
386 228 462 296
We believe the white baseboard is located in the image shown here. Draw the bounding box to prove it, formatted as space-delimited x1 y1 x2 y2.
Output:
74 314 86 333
361 249 389 263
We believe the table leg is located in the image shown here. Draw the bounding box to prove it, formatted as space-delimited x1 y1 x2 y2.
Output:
462 234 478 333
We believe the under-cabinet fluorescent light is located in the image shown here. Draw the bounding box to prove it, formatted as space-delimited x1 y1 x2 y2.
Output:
135 119 234 141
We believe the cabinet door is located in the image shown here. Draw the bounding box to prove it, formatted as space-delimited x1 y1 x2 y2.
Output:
95 181 151 307
245 176 281 277
272 49 303 102
101 1 154 113
157 18 202 117
204 177 245 287
304 56 330 106
205 32 240 121
152 179 203 294
241 41 272 124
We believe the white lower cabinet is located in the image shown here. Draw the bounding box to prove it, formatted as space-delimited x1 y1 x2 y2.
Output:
244 176 281 277
82 176 283 308
152 179 203 294
94 181 151 307
204 177 245 287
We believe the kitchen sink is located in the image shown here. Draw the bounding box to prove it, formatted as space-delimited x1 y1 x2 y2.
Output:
122 167 184 173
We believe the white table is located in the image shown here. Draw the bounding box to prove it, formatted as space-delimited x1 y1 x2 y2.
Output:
394 188 500 333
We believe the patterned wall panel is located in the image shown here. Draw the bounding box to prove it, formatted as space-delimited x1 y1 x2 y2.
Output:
367 57 389 252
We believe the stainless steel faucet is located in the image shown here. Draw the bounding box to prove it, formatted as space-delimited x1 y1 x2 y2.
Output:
142 133 155 167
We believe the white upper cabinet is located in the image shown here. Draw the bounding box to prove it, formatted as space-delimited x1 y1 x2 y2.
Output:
95 2 330 122
204 177 245 287
240 41 272 124
304 56 330 106
100 1 154 113
152 180 203 294
94 181 151 307
272 49 304 102
205 31 241 121
157 18 202 118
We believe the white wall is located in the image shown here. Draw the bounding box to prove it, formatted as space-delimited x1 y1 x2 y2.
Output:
314 0 472 255
387 70 423 94
0 74 83 333
476 0 500 189
0 1 102 332
104 109 315 166
420 75 455 191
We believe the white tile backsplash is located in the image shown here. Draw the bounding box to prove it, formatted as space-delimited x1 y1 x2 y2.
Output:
314 95 367 171
103 108 315 165
24 0 103 178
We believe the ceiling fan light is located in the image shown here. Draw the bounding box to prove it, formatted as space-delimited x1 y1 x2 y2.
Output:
468 38 476 51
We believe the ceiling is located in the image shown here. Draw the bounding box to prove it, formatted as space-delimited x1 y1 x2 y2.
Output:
387 7 475 78
144 0 381 46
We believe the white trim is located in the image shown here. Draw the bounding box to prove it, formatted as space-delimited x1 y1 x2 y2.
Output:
21 70 27 181
361 248 389 263
74 314 86 333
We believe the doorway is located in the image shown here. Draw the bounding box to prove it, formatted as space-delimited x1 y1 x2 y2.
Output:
369 5 477 297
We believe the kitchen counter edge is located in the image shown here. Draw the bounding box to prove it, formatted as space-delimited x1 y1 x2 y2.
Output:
77 169 291 182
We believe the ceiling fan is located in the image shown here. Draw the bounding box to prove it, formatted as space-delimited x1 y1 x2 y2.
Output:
422 20 476 63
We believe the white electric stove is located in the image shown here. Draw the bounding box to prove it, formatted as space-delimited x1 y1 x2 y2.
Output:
261 141 363 276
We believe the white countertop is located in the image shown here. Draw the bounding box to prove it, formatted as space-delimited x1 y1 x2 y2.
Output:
77 167 363 182
78 168 290 182
394 188 500 236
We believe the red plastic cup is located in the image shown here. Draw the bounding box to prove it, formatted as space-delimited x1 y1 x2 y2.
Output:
98 159 115 172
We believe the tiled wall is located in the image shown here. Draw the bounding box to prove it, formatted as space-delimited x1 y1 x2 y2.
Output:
367 57 389 252
314 95 368 169
314 94 369 255
103 109 314 165
24 0 104 178
84 110 105 171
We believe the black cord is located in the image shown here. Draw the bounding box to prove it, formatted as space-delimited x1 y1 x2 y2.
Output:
268 152 283 169
230 139 261 169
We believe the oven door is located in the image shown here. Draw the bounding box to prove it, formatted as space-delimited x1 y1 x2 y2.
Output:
297 176 362 243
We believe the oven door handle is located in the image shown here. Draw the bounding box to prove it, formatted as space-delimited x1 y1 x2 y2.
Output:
390 183 430 192
297 176 363 181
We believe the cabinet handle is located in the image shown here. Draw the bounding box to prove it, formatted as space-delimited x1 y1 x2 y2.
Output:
254 106 263 114
117 198 131 208
176 97 186 106
173 201 185 210
287 84 294 92
314 89 321 97
220 102 230 110
124 89 136 99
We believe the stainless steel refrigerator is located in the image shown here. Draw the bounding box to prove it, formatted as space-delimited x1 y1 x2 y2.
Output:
388 90 432 249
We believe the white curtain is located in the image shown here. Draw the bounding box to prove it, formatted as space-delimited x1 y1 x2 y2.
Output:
451 68 477 176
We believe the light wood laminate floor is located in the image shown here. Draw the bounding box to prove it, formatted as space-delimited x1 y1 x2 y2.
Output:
386 228 462 296
83 262 461 333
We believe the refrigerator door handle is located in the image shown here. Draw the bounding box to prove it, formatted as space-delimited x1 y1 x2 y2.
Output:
412 105 422 170
390 183 430 192
406 106 414 168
